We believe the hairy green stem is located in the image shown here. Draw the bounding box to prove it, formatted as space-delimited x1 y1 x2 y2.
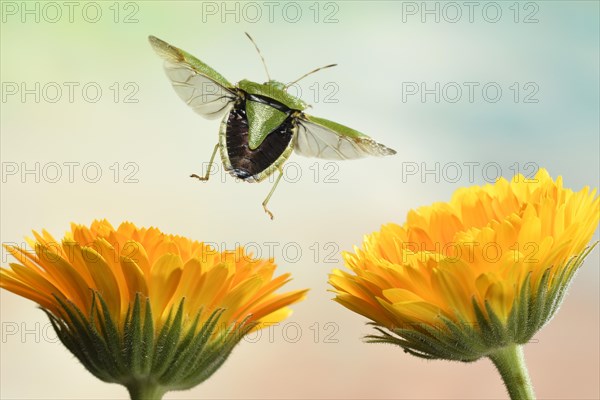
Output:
126 380 166 400
488 344 536 400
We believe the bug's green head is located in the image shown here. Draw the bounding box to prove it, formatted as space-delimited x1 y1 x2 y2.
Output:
238 79 307 111
266 80 286 91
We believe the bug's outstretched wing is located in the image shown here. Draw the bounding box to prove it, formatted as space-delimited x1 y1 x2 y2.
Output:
294 115 396 159
149 35 238 119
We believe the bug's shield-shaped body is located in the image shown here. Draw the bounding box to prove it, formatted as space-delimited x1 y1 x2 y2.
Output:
219 98 296 182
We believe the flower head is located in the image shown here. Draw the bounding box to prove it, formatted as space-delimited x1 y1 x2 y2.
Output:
330 169 598 361
1 220 307 399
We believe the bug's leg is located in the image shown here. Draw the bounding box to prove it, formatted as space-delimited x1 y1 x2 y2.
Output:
190 144 219 181
262 167 284 220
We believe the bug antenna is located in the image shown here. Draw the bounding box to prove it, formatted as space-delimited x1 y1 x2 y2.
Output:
285 64 337 88
245 32 271 81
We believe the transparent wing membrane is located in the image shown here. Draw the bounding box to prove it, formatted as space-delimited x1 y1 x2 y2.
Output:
149 36 237 119
294 117 396 160
164 62 236 119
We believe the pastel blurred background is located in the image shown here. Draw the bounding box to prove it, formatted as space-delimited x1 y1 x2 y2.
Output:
1 1 598 399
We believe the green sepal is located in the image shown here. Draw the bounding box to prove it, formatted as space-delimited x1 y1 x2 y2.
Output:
528 268 551 332
95 293 126 376
42 292 255 400
507 272 531 342
183 315 256 387
364 245 596 362
54 294 121 380
140 298 155 375
159 308 223 387
123 294 147 375
151 300 185 378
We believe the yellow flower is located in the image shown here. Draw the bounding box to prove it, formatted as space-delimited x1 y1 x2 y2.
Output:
1 220 307 399
330 168 598 364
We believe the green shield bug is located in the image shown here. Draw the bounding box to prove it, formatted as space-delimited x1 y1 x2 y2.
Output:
149 33 396 219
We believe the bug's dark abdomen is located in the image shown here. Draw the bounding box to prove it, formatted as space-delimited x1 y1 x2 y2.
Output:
225 101 294 180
